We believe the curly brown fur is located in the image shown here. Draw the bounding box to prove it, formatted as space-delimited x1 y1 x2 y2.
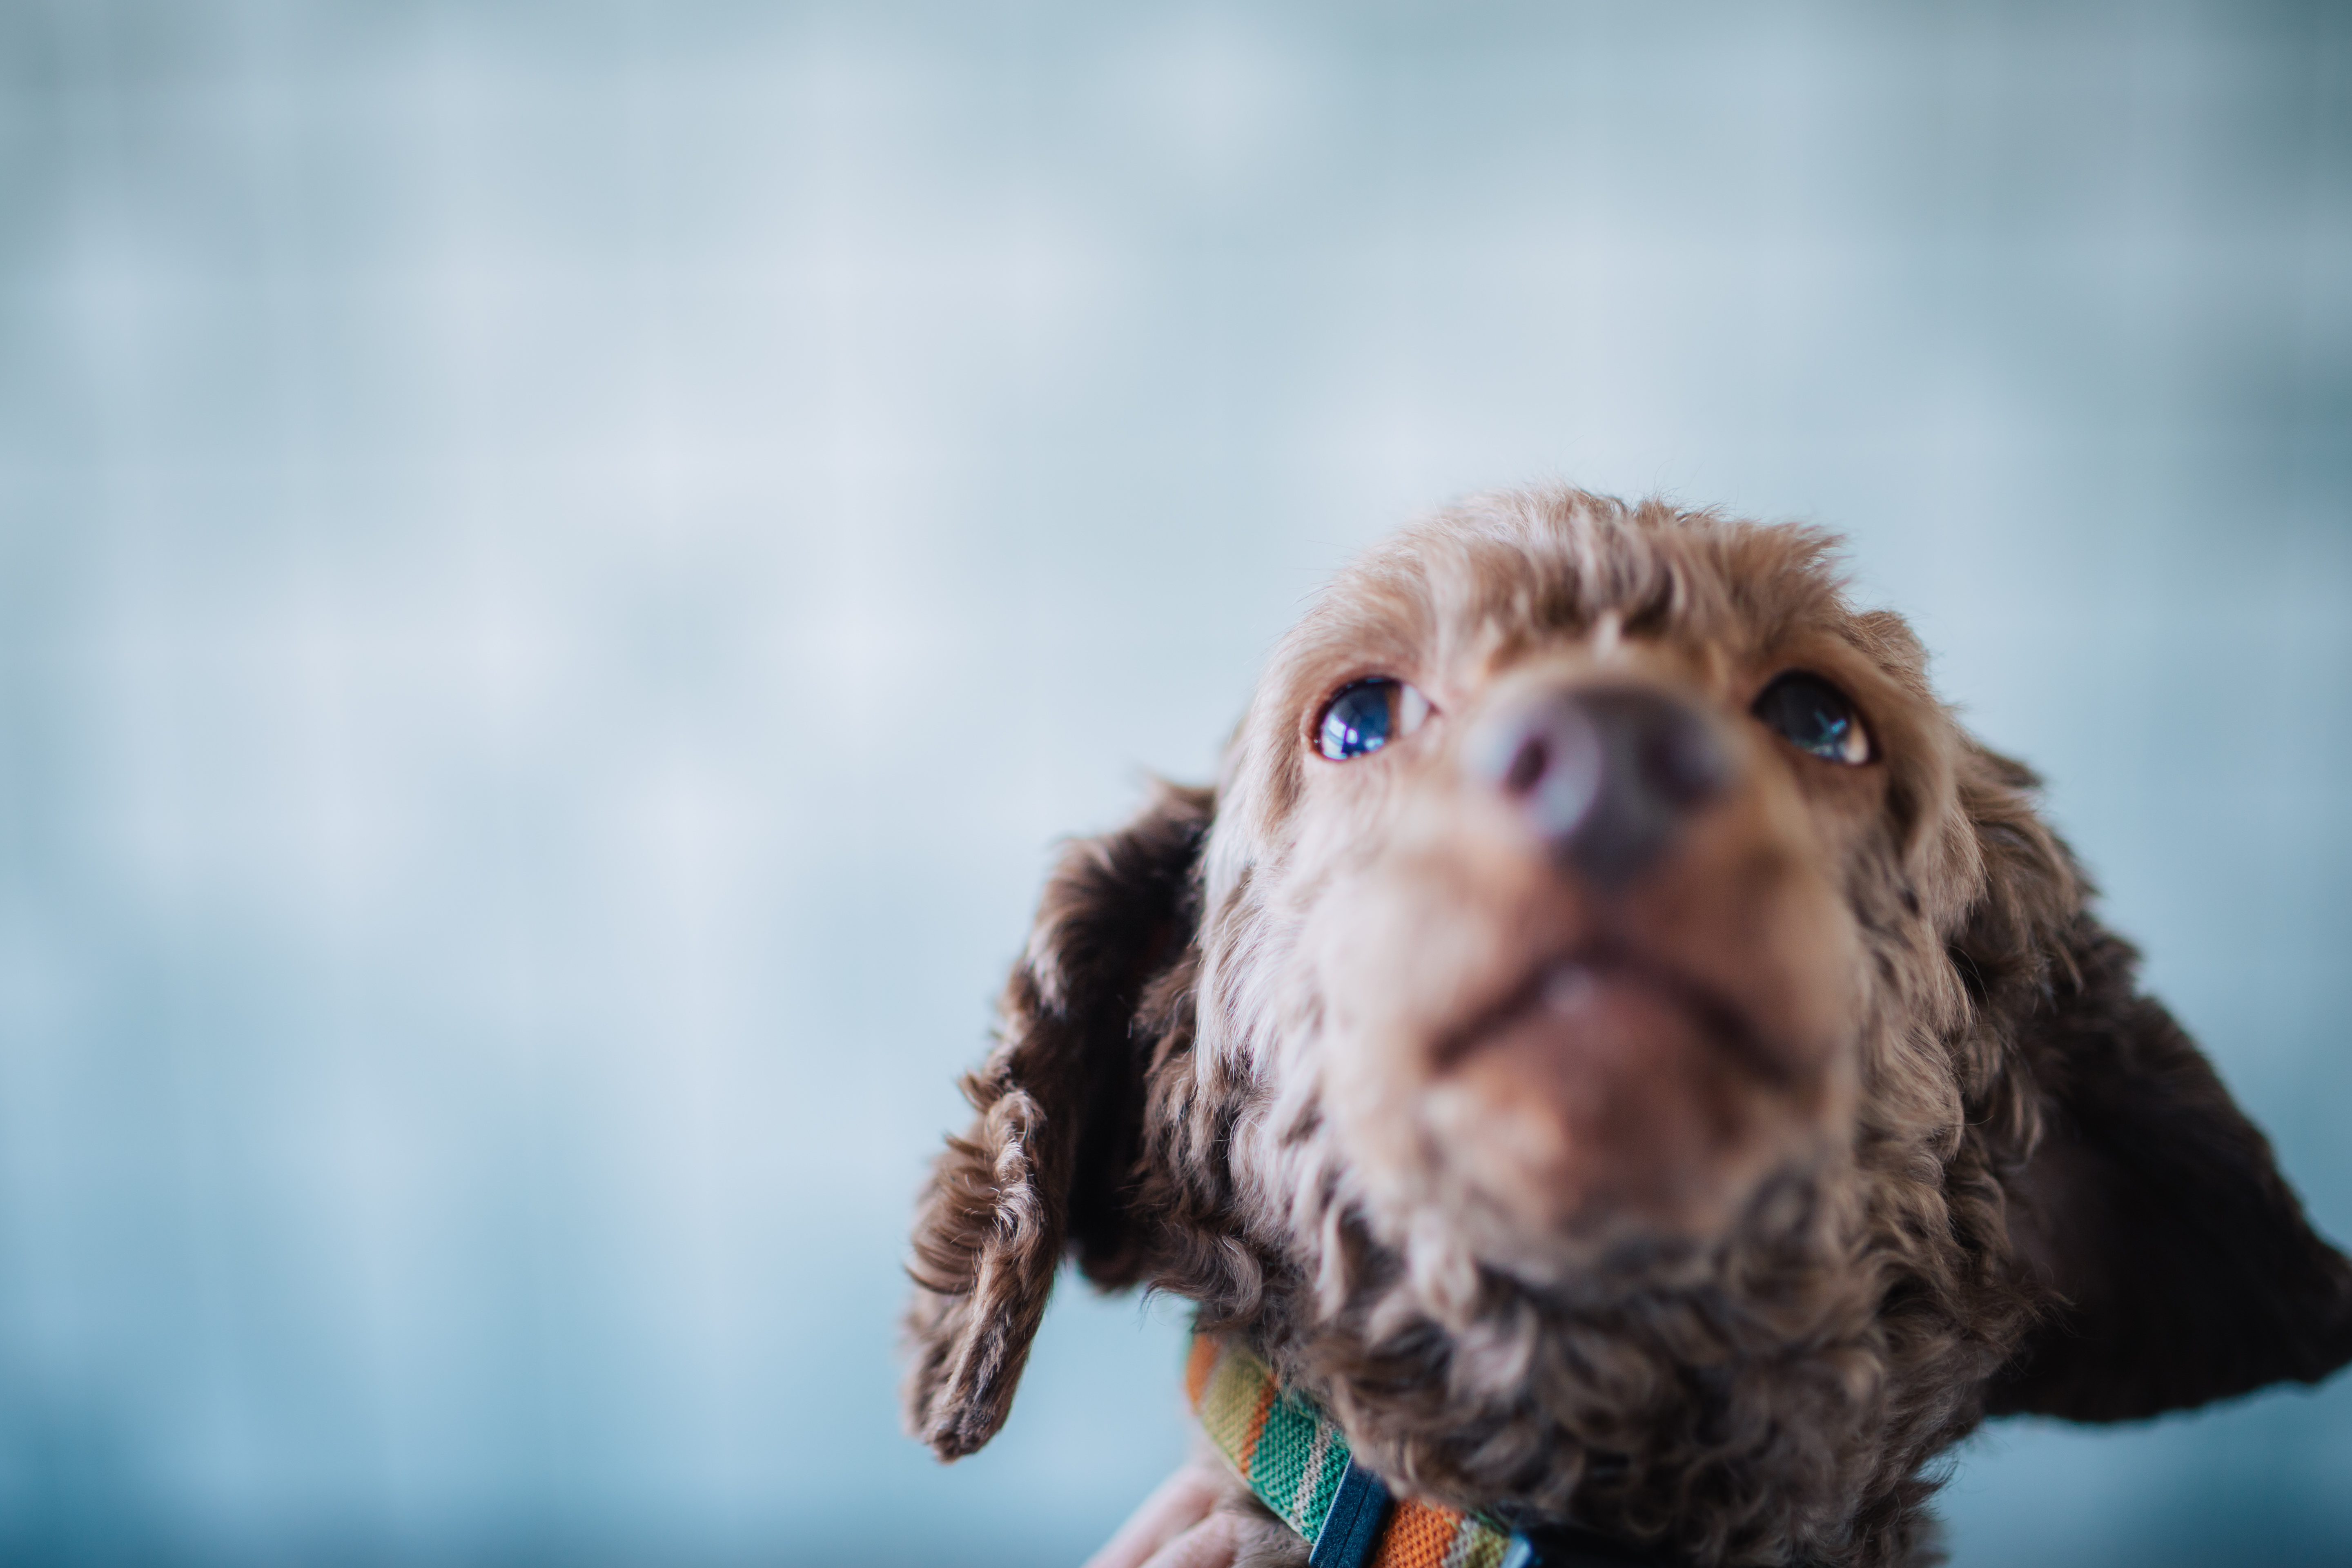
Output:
905 488 2352 1566
902 781 1213 1457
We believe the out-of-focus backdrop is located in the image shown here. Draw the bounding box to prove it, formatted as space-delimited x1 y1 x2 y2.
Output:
1 2 2346 1564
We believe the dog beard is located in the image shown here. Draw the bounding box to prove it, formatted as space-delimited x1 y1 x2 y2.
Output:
1270 1150 1882 1563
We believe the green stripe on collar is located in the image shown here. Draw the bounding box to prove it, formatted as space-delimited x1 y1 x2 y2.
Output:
1185 1333 1517 1568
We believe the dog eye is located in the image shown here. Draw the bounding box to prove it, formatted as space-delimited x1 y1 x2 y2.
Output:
1752 673 1872 764
1316 678 1433 761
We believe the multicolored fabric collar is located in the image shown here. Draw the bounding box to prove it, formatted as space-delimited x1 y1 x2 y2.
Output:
1186 1335 1661 1568
1186 1333 1511 1568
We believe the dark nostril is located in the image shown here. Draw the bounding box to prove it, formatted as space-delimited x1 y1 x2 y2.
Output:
1471 699 1604 843
1647 712 1732 806
1502 736 1548 795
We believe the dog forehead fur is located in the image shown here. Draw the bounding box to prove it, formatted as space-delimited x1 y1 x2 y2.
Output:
904 488 2352 1568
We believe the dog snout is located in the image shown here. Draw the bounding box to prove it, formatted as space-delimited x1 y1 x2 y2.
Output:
1468 684 1732 886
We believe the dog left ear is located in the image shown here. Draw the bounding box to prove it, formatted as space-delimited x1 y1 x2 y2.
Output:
1966 765 2352 1418
901 783 1212 1461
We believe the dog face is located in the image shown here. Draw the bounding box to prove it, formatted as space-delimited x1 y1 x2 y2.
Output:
1209 511 1913 1281
905 491 2352 1566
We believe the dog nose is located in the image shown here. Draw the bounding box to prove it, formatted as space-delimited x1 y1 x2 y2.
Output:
1468 684 1731 886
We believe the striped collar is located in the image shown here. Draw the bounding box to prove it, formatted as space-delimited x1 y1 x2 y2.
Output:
1185 1334 1660 1568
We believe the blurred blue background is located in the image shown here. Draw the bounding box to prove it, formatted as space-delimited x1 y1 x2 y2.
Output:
0 2 2346 1564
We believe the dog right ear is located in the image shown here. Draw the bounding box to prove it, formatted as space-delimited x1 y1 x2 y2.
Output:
1955 749 2352 1422
1985 913 2352 1421
901 782 1213 1461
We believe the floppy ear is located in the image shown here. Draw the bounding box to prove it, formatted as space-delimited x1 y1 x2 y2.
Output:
1963 757 2352 1419
901 782 1212 1460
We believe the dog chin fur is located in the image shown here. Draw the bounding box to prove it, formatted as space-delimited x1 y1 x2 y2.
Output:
904 487 2352 1568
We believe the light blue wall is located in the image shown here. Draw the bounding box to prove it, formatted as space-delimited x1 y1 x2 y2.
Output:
0 3 2345 1564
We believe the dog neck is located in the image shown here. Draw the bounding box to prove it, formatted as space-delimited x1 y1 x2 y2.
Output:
1186 1333 1678 1568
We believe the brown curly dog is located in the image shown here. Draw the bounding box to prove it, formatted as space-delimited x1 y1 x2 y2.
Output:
903 488 2352 1568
